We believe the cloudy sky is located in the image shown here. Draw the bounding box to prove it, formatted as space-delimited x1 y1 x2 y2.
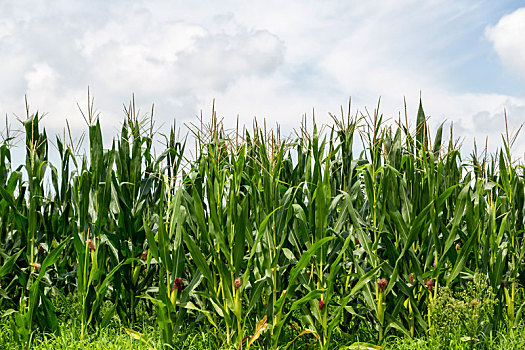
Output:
1 0 525 157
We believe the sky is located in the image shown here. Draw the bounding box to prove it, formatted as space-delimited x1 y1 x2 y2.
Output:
1 0 525 159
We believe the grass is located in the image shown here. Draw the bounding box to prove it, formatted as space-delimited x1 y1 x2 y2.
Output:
386 327 525 350
2 312 525 350
0 285 523 349
0 296 329 349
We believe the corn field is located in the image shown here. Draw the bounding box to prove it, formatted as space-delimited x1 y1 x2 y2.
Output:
1 98 524 349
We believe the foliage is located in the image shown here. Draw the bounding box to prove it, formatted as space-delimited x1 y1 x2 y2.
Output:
1 95 525 348
431 273 496 346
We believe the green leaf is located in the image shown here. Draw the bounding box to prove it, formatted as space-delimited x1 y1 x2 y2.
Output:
183 228 214 284
0 250 23 278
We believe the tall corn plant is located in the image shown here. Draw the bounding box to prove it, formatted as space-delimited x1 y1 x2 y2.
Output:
0 111 69 347
0 124 24 310
72 99 132 337
182 116 259 347
143 126 191 348
111 100 160 324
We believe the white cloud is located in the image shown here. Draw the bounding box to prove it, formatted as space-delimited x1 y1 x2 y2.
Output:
486 7 525 79
25 63 59 91
0 2 286 144
0 0 524 161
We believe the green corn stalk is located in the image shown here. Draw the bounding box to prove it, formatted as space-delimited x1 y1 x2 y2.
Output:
10 239 68 348
73 230 130 339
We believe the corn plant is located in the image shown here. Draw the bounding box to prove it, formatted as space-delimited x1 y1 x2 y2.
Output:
1 95 525 348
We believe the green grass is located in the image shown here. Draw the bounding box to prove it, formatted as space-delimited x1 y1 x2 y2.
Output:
386 327 525 350
0 291 523 349
2 316 525 350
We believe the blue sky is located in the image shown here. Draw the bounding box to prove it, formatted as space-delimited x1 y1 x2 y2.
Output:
439 1 524 96
1 0 525 157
